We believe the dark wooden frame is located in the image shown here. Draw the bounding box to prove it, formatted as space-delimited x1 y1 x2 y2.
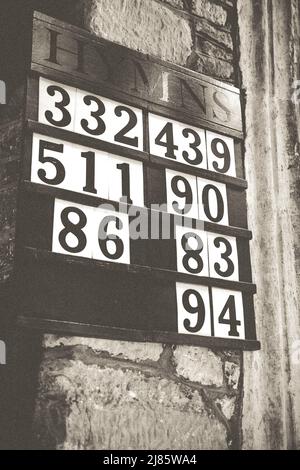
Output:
14 10 260 351
30 11 244 139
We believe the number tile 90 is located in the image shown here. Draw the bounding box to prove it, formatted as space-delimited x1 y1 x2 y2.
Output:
166 170 229 225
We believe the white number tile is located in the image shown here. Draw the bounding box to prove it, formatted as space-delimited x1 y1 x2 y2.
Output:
31 134 109 199
175 226 209 277
74 88 106 139
31 133 65 187
74 89 144 151
106 155 144 206
166 169 198 220
211 288 245 340
207 233 239 281
176 283 211 336
149 113 207 169
206 131 236 177
197 177 229 226
52 199 93 259
39 77 76 132
90 208 130 264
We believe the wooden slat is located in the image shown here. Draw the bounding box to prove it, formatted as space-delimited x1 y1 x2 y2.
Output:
17 315 261 351
26 120 248 189
26 119 148 163
21 180 253 240
22 246 257 294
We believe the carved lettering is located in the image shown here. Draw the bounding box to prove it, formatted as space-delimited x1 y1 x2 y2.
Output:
33 13 242 133
46 28 87 74
212 91 231 123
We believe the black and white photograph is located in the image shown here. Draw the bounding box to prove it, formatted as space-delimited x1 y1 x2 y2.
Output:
0 0 299 457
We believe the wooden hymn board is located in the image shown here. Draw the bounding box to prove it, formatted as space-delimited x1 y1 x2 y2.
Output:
16 11 260 350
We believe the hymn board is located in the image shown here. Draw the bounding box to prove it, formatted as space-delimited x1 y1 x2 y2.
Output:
16 11 260 350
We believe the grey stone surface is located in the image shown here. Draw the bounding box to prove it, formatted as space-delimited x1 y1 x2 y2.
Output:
225 361 240 390
83 0 192 65
215 396 236 420
238 0 300 450
174 346 224 386
43 335 163 363
196 36 233 61
193 53 233 80
161 0 185 9
34 359 229 449
192 0 227 27
195 18 233 49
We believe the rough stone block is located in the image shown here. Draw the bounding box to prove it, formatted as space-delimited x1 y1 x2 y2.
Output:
0 188 17 229
34 359 229 449
196 35 233 61
83 0 192 66
43 335 163 363
193 53 234 80
195 18 233 49
215 396 236 420
161 0 184 9
174 346 224 386
0 241 15 281
225 361 240 390
192 0 227 27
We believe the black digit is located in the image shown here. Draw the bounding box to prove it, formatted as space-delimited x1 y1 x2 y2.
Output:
114 106 139 148
171 176 193 215
202 184 225 223
81 95 106 136
45 86 72 127
117 163 132 204
59 207 87 253
218 295 241 337
181 232 204 274
81 151 97 194
98 216 124 260
38 140 65 185
182 128 203 165
214 237 235 278
182 289 206 333
155 122 178 159
211 138 231 173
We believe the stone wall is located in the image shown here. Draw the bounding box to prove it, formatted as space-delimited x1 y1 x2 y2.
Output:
0 89 24 449
237 0 300 450
29 0 244 450
0 83 24 283
0 117 22 284
34 337 241 449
